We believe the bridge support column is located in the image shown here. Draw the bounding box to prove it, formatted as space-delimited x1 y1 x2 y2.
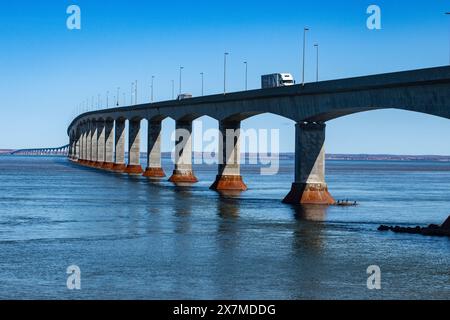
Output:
68 137 73 159
96 121 105 168
112 119 127 172
79 126 85 164
124 119 144 174
71 137 76 160
82 125 88 164
168 120 198 183
143 120 166 178
102 120 115 169
90 121 98 166
86 122 93 166
283 122 335 205
210 121 247 191
75 131 80 161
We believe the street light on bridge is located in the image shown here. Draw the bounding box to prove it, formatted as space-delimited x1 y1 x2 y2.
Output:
116 87 120 106
446 12 450 65
314 44 319 82
179 67 184 95
244 61 248 90
135 80 138 105
302 27 309 86
224 52 229 94
171 80 175 99
151 75 155 103
200 72 204 96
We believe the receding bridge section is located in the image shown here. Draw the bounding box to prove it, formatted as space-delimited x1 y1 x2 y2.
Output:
10 145 69 156
67 66 450 205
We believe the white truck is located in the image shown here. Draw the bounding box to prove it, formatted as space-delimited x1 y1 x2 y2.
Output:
177 93 192 100
261 73 295 89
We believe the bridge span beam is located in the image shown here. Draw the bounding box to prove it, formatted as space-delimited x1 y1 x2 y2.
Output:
124 119 144 174
143 120 166 178
168 120 198 183
283 122 335 205
210 120 247 191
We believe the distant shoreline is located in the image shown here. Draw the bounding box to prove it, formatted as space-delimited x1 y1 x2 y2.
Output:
2 150 450 162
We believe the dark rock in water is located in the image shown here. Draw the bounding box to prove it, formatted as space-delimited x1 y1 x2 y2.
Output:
441 215 450 230
377 215 450 237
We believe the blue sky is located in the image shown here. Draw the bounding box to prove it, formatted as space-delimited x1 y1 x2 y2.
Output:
0 0 449 154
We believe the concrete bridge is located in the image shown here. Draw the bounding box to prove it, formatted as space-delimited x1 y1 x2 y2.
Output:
67 66 450 205
11 145 69 156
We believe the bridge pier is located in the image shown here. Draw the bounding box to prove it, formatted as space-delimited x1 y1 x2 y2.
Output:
124 119 144 174
102 120 115 169
86 122 93 166
283 122 335 205
143 120 166 178
82 124 88 164
79 126 85 164
68 137 73 160
112 119 127 172
75 131 80 161
169 120 198 183
210 121 247 191
96 121 105 168
90 120 99 167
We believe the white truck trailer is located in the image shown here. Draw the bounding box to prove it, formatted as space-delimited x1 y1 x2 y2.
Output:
261 73 295 89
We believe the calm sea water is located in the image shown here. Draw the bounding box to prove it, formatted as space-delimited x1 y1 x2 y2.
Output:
0 156 448 299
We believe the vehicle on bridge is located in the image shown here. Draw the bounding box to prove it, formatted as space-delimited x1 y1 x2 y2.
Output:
261 73 295 88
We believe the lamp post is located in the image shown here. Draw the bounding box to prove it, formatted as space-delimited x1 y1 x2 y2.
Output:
302 27 309 86
314 44 319 82
200 72 204 96
151 75 155 103
171 80 175 99
446 12 450 65
106 91 109 107
116 87 120 106
244 61 248 90
224 52 229 94
135 80 138 104
179 67 184 95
